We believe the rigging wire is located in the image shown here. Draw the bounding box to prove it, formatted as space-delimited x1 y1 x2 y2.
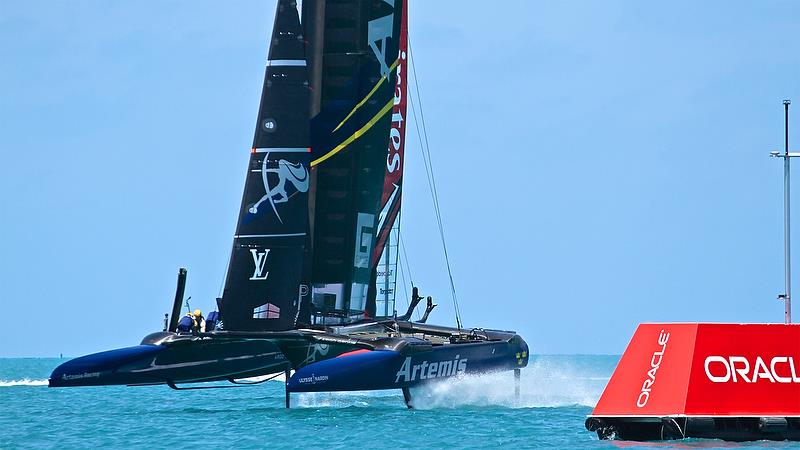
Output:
217 248 232 298
407 37 463 330
397 230 420 320
398 230 415 287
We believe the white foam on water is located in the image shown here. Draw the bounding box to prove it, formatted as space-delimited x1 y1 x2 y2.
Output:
410 359 608 409
0 379 49 387
236 373 286 383
288 358 609 409
294 389 399 409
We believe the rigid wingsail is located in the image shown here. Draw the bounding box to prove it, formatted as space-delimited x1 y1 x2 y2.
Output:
49 0 529 407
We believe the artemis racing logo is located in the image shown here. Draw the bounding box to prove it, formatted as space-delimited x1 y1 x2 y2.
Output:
395 355 467 383
637 329 670 408
249 153 309 223
705 355 800 383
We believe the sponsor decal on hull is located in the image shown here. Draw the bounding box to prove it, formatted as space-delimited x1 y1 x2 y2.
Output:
395 355 467 383
62 372 100 381
297 374 329 385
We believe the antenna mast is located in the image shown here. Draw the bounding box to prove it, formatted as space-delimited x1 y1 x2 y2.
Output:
771 100 793 324
785 99 792 324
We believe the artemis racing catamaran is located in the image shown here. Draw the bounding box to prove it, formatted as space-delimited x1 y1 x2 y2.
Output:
49 0 529 407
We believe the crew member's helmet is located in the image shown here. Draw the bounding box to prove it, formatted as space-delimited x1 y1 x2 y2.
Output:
193 309 202 318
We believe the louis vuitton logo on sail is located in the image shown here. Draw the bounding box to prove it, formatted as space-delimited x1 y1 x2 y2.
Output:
250 249 271 280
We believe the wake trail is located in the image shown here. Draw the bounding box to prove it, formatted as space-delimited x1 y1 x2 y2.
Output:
294 358 612 409
410 358 610 409
0 379 48 387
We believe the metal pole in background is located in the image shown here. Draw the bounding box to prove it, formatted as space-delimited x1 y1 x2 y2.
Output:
784 100 792 324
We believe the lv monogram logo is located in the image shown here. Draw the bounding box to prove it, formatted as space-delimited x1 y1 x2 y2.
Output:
249 249 271 281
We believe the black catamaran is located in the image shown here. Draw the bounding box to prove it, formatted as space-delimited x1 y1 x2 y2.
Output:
49 0 529 407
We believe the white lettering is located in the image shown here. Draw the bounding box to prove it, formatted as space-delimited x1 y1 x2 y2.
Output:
637 329 669 408
704 356 731 382
387 153 401 172
771 357 792 383
395 357 412 383
753 356 776 383
791 357 800 382
704 355 800 383
394 355 468 383
428 362 438 378
249 249 270 280
385 50 405 175
729 356 752 383
637 391 649 408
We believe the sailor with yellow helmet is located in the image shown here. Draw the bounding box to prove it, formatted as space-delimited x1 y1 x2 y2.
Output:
176 309 205 333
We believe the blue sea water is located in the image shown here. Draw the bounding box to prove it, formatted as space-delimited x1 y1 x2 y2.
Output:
0 355 795 449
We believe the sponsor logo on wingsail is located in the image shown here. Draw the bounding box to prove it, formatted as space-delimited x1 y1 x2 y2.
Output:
637 330 670 408
386 48 405 174
249 249 271 281
395 355 468 383
249 153 309 222
354 213 374 269
705 355 800 383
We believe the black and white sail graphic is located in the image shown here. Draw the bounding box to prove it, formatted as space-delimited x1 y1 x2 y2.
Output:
220 0 310 331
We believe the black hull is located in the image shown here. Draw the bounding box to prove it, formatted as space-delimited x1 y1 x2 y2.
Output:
49 321 529 394
586 416 800 442
49 333 289 387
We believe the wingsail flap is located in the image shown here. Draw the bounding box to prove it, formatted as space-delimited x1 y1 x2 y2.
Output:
305 0 405 323
220 0 310 331
368 0 408 318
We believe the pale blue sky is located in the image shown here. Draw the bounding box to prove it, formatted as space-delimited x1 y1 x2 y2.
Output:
2 1 800 357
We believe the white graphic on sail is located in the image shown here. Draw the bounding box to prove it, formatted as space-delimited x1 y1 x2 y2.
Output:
249 248 271 281
249 153 309 222
377 183 400 233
